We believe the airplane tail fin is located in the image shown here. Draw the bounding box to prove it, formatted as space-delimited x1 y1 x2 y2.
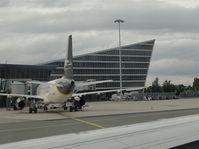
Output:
64 35 73 79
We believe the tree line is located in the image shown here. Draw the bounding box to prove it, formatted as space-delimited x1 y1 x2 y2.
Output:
144 77 199 95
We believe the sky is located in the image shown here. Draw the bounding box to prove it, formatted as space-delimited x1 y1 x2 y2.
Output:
0 0 199 86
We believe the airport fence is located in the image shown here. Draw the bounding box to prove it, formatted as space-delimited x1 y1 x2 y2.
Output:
123 92 178 101
180 91 199 98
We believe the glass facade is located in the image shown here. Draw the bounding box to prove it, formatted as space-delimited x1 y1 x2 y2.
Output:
0 64 53 81
47 40 155 90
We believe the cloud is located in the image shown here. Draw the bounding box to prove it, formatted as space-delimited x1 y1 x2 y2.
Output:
0 0 10 7
0 0 199 85
159 0 199 9
1 0 199 34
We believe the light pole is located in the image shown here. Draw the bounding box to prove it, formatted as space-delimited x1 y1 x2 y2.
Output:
114 19 124 99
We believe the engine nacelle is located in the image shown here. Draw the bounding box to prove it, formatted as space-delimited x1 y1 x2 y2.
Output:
14 98 26 110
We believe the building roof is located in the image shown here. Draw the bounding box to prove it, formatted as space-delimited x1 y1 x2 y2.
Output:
0 64 54 70
41 39 155 65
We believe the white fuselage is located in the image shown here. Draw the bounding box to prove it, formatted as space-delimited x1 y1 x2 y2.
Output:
36 78 74 104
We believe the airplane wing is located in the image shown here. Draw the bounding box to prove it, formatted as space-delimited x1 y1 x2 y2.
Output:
73 87 143 97
27 80 46 85
0 93 43 99
75 80 113 88
1 114 199 149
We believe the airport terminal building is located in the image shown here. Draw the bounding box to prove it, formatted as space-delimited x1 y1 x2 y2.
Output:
44 39 155 90
0 39 155 92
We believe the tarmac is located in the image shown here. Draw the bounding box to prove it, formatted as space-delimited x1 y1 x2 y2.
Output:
1 97 199 123
1 97 199 144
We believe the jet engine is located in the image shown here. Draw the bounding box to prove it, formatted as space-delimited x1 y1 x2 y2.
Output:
13 98 26 110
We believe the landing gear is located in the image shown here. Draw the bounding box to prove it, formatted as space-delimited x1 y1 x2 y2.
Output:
66 97 85 112
74 106 78 112
78 98 86 110
43 105 48 111
13 105 18 111
73 100 78 112
29 99 38 114
26 97 86 113
68 106 77 112
69 106 73 112
65 98 79 112
29 107 37 113
29 108 32 113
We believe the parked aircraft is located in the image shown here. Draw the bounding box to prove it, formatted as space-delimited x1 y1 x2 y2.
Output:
0 35 114 113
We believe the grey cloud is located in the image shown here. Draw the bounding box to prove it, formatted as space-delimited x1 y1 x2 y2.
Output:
1 0 199 34
0 0 199 85
149 59 199 76
0 35 66 62
152 38 199 61
148 36 199 77
0 31 118 64
29 0 73 7
6 0 83 7
0 0 10 7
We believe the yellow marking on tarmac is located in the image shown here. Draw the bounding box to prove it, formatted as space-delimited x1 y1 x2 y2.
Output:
73 118 105 129
56 112 105 129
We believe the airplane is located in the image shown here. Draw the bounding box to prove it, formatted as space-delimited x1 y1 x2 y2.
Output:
0 35 120 113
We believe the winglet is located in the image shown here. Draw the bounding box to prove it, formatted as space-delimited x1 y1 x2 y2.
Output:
64 35 73 79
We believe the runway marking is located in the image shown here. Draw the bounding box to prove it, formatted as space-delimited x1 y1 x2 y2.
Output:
73 118 105 129
0 117 104 133
57 112 105 129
